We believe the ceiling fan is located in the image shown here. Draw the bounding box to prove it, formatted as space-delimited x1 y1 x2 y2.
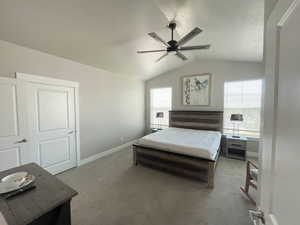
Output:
137 22 210 62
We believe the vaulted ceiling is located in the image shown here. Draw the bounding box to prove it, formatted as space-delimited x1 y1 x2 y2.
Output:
0 0 264 80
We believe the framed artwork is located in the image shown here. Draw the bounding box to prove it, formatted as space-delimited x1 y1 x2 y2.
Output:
182 73 211 106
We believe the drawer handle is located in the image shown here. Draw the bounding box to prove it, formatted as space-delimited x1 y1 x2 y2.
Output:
231 144 242 147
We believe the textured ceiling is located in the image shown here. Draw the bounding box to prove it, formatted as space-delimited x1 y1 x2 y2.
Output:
0 0 264 80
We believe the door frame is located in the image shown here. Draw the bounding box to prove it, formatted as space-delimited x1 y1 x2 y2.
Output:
258 0 299 224
16 73 81 168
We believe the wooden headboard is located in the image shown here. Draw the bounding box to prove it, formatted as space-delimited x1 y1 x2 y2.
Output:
169 110 223 132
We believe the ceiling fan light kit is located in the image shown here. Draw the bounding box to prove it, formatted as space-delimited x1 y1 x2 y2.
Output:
137 21 210 62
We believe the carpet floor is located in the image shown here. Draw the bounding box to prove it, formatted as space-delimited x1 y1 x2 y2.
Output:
57 147 256 225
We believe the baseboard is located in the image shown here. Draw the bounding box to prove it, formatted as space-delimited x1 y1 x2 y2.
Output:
79 139 137 166
247 151 259 159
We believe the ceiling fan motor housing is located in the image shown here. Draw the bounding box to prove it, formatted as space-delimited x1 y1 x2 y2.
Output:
167 40 178 51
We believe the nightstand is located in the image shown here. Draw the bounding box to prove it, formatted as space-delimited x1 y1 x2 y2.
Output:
225 135 248 160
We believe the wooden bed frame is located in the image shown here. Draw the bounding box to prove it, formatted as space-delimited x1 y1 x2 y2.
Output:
133 110 224 188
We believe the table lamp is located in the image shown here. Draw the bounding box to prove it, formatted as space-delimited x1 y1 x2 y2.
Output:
230 114 243 138
156 112 164 129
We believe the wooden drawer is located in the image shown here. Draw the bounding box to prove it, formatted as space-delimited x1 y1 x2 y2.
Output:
227 140 247 150
227 148 246 160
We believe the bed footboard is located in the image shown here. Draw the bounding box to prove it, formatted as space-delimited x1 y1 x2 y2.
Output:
132 144 220 188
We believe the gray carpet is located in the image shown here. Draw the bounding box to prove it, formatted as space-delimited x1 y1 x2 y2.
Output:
57 147 255 225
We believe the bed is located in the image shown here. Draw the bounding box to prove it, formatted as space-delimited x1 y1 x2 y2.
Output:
132 110 224 188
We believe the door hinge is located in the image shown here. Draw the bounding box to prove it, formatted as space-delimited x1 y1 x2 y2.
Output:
249 209 265 225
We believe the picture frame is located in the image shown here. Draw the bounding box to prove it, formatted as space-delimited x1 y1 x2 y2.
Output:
182 73 212 106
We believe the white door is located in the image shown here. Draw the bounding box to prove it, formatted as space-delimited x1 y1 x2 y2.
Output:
0 78 28 171
24 80 77 175
259 1 300 225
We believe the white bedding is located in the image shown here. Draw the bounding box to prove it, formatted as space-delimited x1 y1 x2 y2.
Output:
137 127 221 160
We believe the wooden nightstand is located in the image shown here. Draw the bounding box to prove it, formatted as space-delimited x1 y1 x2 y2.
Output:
225 135 248 160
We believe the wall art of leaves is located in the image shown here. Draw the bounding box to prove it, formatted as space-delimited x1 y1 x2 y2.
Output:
182 74 211 106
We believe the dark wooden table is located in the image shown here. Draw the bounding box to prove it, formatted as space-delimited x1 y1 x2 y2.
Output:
0 163 78 225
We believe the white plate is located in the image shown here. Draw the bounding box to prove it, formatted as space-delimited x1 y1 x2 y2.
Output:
1 172 28 183
0 174 35 194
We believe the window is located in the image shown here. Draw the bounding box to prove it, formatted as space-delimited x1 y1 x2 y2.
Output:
150 88 172 129
223 80 262 137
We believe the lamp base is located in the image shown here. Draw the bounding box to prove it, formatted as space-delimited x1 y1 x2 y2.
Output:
232 135 241 138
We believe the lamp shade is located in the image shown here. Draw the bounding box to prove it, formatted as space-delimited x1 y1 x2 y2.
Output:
156 112 164 118
230 114 243 122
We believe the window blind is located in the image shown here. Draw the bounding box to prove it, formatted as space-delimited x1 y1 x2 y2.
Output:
150 88 172 129
224 80 262 137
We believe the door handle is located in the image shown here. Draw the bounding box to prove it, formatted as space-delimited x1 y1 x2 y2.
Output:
15 139 27 144
68 131 74 134
249 210 265 225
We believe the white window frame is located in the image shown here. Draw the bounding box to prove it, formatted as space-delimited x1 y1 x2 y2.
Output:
150 87 172 129
223 79 262 138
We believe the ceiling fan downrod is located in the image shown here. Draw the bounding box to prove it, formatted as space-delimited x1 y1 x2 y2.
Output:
167 22 178 51
168 22 176 40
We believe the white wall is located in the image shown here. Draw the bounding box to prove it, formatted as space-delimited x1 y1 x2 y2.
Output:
265 0 278 20
146 59 264 154
0 40 145 160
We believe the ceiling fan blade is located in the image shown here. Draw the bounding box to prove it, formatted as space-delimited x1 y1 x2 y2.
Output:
177 27 202 46
175 52 188 61
137 49 166 54
148 32 169 47
179 45 211 51
155 52 168 62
